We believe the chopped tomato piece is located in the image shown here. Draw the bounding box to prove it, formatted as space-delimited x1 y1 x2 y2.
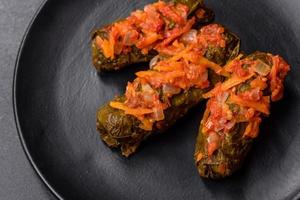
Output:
96 1 194 59
196 8 206 19
269 55 290 101
250 77 268 90
199 24 226 48
217 164 227 175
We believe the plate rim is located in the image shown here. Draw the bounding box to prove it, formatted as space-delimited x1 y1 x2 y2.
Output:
12 0 63 199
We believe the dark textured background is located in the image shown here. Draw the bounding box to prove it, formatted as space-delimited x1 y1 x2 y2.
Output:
0 0 54 199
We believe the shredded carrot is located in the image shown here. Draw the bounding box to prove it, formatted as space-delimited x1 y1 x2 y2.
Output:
201 109 210 128
108 28 118 59
243 118 261 138
136 71 161 78
100 39 114 59
139 118 153 131
110 101 154 115
221 74 254 90
243 122 253 138
153 64 176 72
207 142 219 156
136 32 161 49
104 23 236 131
203 73 254 99
160 17 196 46
168 44 195 62
96 1 192 59
201 53 290 156
168 52 228 79
195 152 204 162
136 69 187 88
229 94 270 115
223 54 243 72
172 40 185 49
153 61 183 72
198 56 230 77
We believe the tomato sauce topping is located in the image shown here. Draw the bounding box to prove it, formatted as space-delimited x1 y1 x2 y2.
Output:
95 1 194 59
201 54 290 157
110 24 227 131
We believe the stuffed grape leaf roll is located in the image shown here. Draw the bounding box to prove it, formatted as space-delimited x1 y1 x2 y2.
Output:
194 52 290 179
91 0 214 71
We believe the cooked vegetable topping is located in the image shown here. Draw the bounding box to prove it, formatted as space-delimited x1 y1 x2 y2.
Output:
95 1 195 59
270 55 290 101
110 24 227 130
92 0 216 72
194 52 290 179
97 24 240 157
199 53 290 158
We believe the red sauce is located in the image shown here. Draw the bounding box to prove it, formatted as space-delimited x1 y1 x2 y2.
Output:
110 24 227 130
96 1 192 59
201 54 290 156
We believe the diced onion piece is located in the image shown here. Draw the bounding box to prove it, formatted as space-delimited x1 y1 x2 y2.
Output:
141 84 155 102
216 92 229 104
143 93 154 102
253 60 271 76
152 108 165 121
162 84 181 95
207 132 220 156
198 56 230 77
141 83 153 93
181 29 197 45
224 120 236 130
149 55 160 69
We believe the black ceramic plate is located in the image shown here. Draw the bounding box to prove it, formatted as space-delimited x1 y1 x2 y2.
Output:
13 0 300 199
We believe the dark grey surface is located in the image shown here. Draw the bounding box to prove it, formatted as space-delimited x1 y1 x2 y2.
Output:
0 0 54 199
13 0 300 200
